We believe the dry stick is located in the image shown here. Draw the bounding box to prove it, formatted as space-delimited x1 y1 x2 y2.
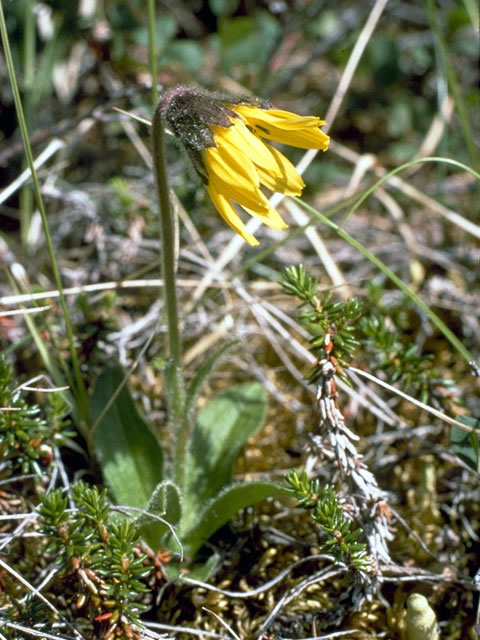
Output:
0 278 279 307
257 567 347 637
0 138 65 206
286 0 397 294
284 199 351 297
202 609 241 640
295 0 390 171
340 152 421 261
183 554 333 599
411 95 455 170
143 622 226 638
0 305 51 317
374 188 419 253
3 623 73 640
324 0 390 131
0 279 231 307
349 366 477 433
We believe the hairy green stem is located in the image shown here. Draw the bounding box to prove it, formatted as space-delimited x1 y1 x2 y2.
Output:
151 103 186 488
147 0 158 106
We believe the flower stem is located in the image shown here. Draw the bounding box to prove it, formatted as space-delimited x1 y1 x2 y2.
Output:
147 0 158 106
151 103 186 488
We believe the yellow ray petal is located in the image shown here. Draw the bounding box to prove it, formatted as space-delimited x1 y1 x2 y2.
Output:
225 121 304 194
206 134 259 189
206 184 260 246
236 105 326 129
233 105 330 150
207 168 270 213
243 199 288 231
255 144 305 195
256 125 330 150
204 142 271 213
223 120 279 172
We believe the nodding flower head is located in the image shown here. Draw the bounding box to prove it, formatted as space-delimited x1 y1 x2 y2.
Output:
158 86 330 246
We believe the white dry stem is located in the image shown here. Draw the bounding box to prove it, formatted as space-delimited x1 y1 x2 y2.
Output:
284 199 351 299
202 608 242 640
0 138 65 206
312 357 394 566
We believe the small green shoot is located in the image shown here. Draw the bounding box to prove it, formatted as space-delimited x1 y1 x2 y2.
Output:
286 470 372 574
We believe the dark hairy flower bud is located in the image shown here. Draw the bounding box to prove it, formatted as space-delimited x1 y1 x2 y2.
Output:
155 85 329 246
158 86 262 184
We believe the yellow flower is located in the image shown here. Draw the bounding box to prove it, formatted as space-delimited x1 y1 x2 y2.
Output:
159 88 330 246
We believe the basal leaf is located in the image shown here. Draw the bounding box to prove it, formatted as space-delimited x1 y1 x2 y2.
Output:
138 480 182 550
91 365 163 508
185 340 237 419
450 415 480 473
183 382 267 530
182 480 290 557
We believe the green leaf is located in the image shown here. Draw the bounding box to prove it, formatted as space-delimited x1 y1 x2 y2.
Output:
91 365 163 508
165 550 221 582
187 552 222 582
132 16 177 47
209 0 241 17
450 416 480 472
185 340 237 419
137 480 182 527
219 13 280 70
364 34 400 86
159 40 206 73
137 480 182 549
183 382 267 531
182 480 291 557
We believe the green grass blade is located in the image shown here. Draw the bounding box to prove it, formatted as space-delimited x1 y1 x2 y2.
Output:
0 0 90 434
342 156 480 224
427 0 480 172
